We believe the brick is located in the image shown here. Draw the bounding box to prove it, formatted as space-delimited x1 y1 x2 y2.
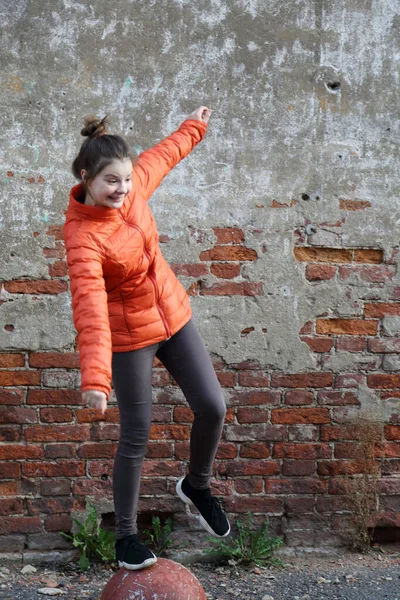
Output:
367 374 400 389
336 337 366 352
305 264 336 281
231 359 262 370
24 425 90 442
77 443 117 458
316 496 353 512
43 241 66 259
273 443 331 459
239 442 270 458
219 460 278 477
317 460 375 476
272 407 330 424
39 408 73 423
75 407 119 423
213 227 245 244
376 442 400 460
364 303 400 318
200 282 263 296
378 479 400 494
228 390 280 406
45 515 72 532
316 319 377 336
141 460 183 477
368 338 400 353
317 391 360 406
29 352 79 368
42 370 78 388
0 389 24 405
215 442 237 459
48 260 68 277
173 406 194 423
0 444 44 459
285 497 315 514
73 479 113 497
381 459 400 475
224 496 283 514
0 498 24 515
334 373 365 388
0 535 25 552
27 389 83 405
200 246 257 261
301 336 334 352
225 424 285 442
339 265 393 282
238 371 269 387
321 424 382 442
294 247 352 263
0 353 25 367
265 478 326 494
0 407 37 424
285 391 314 405
234 479 263 494
210 263 241 279
216 371 236 387
139 479 168 496
385 425 400 440
0 480 37 496
169 263 209 277
152 370 170 386
150 424 190 440
288 425 318 442
271 373 333 388
174 442 190 460
0 516 42 535
46 225 64 240
91 424 120 441
354 249 383 264
0 425 22 441
4 280 68 294
237 407 269 423
282 460 315 476
22 461 85 478
88 460 113 478
0 370 40 386
151 406 172 423
339 199 372 211
45 444 76 458
0 462 21 478
145 442 173 458
299 321 313 334
27 497 76 515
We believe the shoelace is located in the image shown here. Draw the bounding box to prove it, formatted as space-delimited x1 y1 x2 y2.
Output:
205 495 224 517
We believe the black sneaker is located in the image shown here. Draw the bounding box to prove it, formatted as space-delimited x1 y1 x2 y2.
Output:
116 534 157 570
176 476 231 538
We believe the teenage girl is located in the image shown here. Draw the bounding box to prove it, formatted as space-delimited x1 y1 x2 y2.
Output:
64 106 230 570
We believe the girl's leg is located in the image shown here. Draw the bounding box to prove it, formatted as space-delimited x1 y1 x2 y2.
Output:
112 343 158 539
156 319 226 490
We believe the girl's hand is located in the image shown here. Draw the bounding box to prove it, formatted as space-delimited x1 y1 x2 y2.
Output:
82 390 107 414
186 106 212 124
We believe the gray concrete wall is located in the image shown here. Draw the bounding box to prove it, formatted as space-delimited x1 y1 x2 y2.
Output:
1 0 399 368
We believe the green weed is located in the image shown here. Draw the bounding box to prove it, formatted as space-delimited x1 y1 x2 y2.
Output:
61 504 116 571
143 515 173 556
208 512 283 567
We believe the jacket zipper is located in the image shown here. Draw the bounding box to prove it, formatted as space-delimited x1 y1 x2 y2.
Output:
118 214 171 339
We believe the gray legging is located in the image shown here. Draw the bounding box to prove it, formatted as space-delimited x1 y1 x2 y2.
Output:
111 319 226 538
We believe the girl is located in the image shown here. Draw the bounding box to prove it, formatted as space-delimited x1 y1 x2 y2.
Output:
64 106 230 571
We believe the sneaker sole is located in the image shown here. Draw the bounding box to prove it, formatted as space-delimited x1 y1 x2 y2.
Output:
176 478 231 538
118 555 157 571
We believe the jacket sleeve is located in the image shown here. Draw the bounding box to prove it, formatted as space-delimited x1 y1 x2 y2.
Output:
66 238 112 398
131 119 207 201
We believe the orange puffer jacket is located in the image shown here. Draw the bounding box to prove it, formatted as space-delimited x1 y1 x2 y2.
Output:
64 119 207 398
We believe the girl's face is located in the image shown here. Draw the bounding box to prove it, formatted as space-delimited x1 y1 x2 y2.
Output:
82 158 133 209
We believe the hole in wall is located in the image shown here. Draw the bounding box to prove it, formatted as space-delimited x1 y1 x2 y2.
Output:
301 193 310 201
370 526 400 544
4 325 14 331
100 512 115 532
326 81 341 92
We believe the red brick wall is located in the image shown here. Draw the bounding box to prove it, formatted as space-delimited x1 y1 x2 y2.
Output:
0 225 399 554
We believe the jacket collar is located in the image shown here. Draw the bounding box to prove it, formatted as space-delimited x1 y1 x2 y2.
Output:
67 183 121 221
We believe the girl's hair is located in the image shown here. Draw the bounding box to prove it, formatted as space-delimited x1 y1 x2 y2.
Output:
72 115 133 182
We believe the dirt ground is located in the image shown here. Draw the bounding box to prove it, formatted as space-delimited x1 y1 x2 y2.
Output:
0 545 399 600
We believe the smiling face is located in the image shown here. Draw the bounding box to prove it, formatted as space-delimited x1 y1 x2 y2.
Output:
82 158 133 209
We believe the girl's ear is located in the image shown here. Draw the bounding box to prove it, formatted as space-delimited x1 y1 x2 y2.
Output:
81 169 88 183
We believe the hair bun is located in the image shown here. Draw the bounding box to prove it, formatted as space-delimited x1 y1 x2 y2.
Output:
81 115 109 138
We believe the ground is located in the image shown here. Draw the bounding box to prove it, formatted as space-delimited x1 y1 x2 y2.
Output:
0 545 399 599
